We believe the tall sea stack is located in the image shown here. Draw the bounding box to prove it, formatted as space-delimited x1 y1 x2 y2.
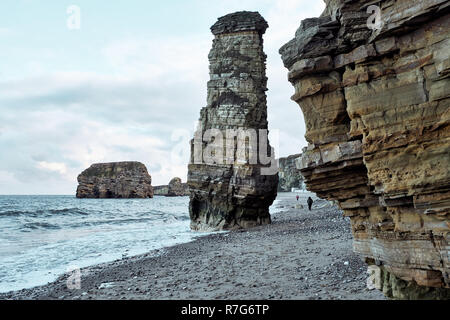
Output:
280 0 450 299
187 11 278 231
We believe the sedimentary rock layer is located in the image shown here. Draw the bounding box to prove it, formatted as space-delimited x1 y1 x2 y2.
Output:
278 154 305 192
280 0 450 299
153 177 189 197
76 162 153 198
187 11 278 231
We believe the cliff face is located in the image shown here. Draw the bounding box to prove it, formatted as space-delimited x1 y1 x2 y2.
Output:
187 11 278 231
280 0 450 299
154 177 189 196
278 154 305 191
76 162 153 198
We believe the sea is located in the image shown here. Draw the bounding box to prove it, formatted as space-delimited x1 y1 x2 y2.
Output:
0 195 217 293
0 195 287 293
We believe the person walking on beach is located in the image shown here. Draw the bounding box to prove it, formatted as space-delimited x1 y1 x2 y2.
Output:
296 195 299 201
307 197 313 211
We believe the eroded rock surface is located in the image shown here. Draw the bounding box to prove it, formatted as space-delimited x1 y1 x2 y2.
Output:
280 0 450 299
76 162 153 198
187 11 278 231
153 177 189 197
278 154 305 192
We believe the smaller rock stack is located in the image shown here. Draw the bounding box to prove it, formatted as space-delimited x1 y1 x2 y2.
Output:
76 162 153 198
153 177 190 196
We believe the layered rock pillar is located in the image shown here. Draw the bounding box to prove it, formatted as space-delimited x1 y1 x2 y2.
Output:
187 11 278 231
280 0 450 299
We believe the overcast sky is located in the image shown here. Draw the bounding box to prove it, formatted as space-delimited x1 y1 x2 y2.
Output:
0 0 325 195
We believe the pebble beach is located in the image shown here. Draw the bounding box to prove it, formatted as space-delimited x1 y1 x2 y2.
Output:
0 192 385 300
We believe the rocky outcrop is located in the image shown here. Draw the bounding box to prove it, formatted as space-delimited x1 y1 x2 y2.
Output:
167 177 189 196
76 162 153 198
280 0 450 299
278 154 305 191
153 185 169 196
153 177 190 196
187 11 278 231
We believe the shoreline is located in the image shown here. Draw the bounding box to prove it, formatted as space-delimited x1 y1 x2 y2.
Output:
0 192 385 300
0 195 205 294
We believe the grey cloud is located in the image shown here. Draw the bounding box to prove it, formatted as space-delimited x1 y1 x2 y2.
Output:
1 77 205 131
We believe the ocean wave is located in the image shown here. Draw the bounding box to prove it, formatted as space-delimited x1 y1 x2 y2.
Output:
65 213 188 228
174 215 190 221
0 210 39 217
48 208 87 214
21 222 61 231
0 195 198 293
0 208 88 218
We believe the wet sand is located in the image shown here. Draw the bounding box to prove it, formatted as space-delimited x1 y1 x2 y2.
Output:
0 192 385 300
